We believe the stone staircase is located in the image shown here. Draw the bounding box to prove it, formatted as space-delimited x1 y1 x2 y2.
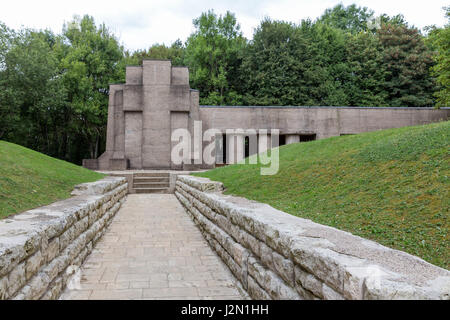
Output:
131 172 170 194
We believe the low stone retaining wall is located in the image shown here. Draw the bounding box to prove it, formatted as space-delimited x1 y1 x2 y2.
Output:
175 175 450 300
0 176 127 300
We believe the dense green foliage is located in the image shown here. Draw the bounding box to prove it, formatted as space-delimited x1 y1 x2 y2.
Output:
194 121 450 269
59 16 125 160
0 15 124 164
378 24 435 107
0 140 104 219
239 11 437 107
125 40 185 66
427 7 450 107
184 10 246 105
0 4 448 164
0 27 67 155
318 3 375 33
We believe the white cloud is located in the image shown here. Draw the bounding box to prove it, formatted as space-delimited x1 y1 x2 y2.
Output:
0 0 447 50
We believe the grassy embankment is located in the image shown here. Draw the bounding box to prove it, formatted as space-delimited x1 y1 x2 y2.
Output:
194 121 450 269
0 140 104 219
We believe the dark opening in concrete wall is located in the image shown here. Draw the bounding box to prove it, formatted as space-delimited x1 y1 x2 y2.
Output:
279 135 286 146
300 134 316 142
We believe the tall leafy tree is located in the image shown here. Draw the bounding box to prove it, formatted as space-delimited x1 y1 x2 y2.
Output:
427 7 450 107
0 22 11 68
318 3 374 33
303 22 350 106
0 22 17 140
0 28 67 153
345 32 388 106
378 23 435 107
241 19 351 106
58 15 125 161
184 10 247 105
379 14 409 28
126 40 185 66
240 19 308 105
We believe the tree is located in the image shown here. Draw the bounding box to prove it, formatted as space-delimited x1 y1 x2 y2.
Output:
184 10 247 105
0 22 12 68
345 32 388 106
0 22 17 140
318 3 374 33
240 19 351 106
378 23 436 107
0 28 67 153
240 19 306 105
427 7 450 107
58 15 125 161
379 14 409 28
127 40 185 66
303 22 351 106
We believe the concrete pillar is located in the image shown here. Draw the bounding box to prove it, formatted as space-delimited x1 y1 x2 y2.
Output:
226 133 245 164
285 134 300 145
236 134 245 163
248 133 258 157
258 133 271 154
215 134 224 164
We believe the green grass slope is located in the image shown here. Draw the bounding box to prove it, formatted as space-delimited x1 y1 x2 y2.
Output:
194 121 450 269
0 141 105 219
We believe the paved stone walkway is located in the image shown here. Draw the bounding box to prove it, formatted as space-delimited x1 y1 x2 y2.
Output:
60 194 245 300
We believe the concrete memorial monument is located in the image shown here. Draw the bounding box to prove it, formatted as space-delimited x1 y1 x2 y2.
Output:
83 60 450 171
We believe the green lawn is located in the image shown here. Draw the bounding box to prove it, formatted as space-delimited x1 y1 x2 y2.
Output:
194 121 450 269
0 140 105 219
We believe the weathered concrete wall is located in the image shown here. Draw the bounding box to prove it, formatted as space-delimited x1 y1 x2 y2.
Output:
0 177 127 300
175 175 450 300
199 106 450 139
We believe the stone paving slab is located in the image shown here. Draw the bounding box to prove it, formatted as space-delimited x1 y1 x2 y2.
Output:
60 194 245 300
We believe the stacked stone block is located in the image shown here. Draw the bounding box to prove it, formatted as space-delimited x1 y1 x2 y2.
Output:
175 175 450 300
0 177 127 300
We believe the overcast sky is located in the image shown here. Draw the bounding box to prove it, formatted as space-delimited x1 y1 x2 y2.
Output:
1 0 448 51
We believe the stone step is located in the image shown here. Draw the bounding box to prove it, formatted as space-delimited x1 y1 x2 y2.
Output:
133 182 169 188
133 177 169 183
133 187 169 194
133 172 170 178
